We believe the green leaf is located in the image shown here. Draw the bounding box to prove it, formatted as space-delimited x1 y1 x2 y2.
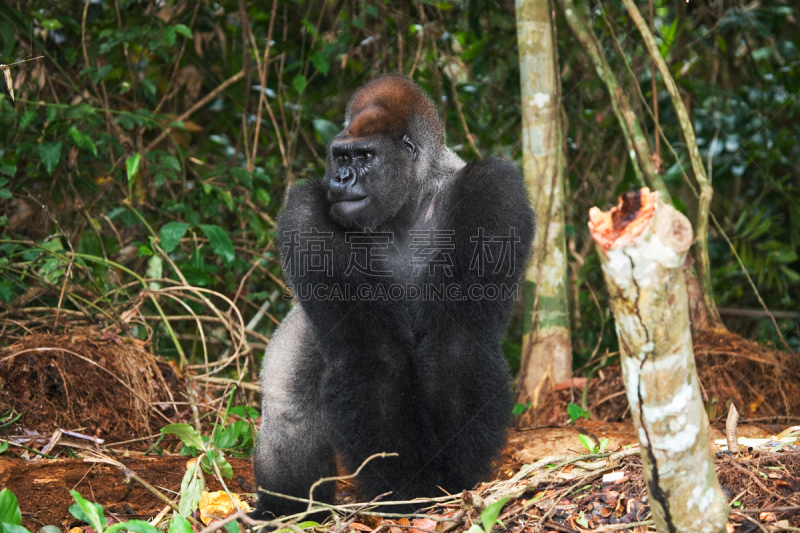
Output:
147 255 162 290
106 521 160 533
577 434 595 453
175 24 193 38
598 437 610 453
479 497 507 533
68 491 106 533
65 103 96 119
159 222 190 253
161 424 205 450
310 52 330 75
230 167 252 188
219 190 234 211
293 74 307 93
160 155 181 172
41 19 63 30
213 453 233 479
91 65 112 84
162 26 177 46
2 525 31 533
39 142 62 176
199 224 235 266
567 403 590 423
214 422 240 450
67 127 98 157
168 514 193 533
511 402 531 416
178 460 204 517
228 405 259 419
126 153 142 194
0 489 22 525
312 119 341 146
0 440 8 453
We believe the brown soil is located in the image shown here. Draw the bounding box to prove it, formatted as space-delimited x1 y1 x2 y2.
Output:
0 330 183 441
517 328 800 428
0 456 255 530
1 328 798 531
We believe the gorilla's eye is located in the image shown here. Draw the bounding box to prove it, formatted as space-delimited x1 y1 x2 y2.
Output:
337 154 350 163
364 152 373 159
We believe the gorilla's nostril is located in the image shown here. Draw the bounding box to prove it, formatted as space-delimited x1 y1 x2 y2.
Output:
334 166 356 184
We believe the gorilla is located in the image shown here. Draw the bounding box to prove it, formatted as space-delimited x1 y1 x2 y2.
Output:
252 75 534 519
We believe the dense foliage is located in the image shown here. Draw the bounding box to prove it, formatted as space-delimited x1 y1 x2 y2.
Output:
0 0 798 376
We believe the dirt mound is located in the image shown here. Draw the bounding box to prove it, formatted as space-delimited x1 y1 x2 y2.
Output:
0 331 182 442
518 328 800 427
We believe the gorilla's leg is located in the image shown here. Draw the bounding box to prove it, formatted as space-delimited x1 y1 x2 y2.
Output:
251 306 335 519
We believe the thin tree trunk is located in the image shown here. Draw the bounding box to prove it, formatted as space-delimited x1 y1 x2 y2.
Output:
621 0 724 329
515 0 572 408
588 188 729 533
559 0 671 204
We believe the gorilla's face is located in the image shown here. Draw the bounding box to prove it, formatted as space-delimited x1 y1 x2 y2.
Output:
323 135 419 229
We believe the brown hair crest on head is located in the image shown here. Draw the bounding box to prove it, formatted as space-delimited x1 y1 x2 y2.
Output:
340 75 444 146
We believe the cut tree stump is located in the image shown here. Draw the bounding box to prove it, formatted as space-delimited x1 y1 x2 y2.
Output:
588 188 729 533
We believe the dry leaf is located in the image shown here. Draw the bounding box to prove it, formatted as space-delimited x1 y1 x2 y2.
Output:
2 66 13 101
410 518 438 533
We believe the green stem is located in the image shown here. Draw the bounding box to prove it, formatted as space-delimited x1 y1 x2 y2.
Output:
559 0 672 204
620 0 723 328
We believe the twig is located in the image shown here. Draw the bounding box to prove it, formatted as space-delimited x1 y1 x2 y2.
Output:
143 70 245 153
307 452 400 514
0 438 56 458
732 511 770 533
256 489 456 520
250 0 284 171
593 520 655 532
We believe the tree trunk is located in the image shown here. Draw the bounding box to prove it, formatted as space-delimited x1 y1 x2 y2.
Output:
515 0 572 408
588 188 729 533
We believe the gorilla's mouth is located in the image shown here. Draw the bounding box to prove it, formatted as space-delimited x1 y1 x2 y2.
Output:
329 196 370 219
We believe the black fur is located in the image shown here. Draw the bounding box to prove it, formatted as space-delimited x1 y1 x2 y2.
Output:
252 76 534 519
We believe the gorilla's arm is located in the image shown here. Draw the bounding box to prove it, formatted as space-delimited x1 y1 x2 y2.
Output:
252 306 335 518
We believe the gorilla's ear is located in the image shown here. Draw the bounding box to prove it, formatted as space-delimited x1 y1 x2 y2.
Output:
403 134 419 160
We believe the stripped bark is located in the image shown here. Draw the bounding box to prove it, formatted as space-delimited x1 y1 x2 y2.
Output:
515 0 572 405
588 188 729 533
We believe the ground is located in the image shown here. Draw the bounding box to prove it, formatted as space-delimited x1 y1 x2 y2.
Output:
0 329 798 532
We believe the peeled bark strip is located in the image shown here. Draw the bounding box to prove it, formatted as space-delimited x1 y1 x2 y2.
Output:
588 188 729 533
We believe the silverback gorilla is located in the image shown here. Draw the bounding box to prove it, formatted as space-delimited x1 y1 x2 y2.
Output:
252 75 535 518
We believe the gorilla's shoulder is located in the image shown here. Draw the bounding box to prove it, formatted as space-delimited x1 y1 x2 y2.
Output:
447 158 533 233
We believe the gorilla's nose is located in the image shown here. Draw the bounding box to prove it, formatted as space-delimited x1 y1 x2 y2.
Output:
332 166 356 185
